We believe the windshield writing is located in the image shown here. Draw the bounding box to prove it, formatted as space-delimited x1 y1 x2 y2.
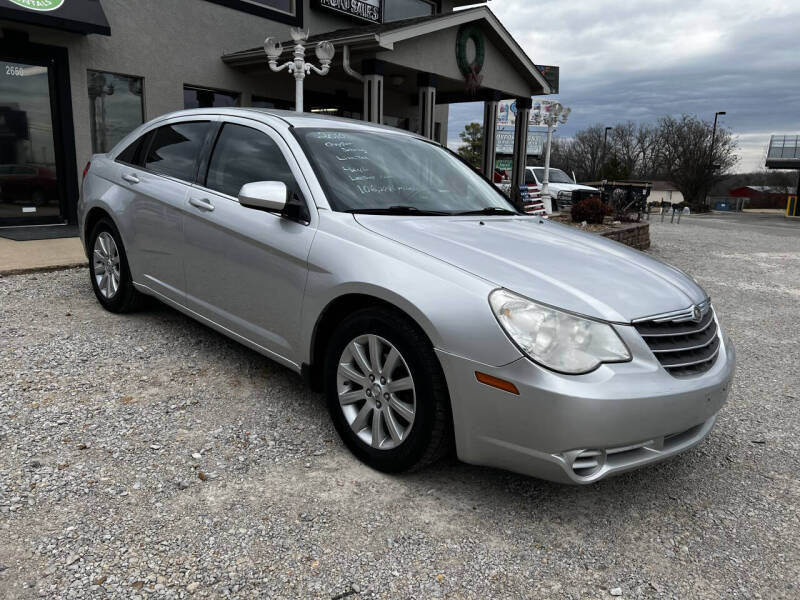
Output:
296 129 517 214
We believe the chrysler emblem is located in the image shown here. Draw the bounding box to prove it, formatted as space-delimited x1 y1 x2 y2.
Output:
692 305 702 322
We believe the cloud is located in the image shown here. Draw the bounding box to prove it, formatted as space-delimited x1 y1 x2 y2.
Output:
449 0 800 172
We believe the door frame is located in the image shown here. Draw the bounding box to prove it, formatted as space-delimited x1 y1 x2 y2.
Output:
0 35 79 227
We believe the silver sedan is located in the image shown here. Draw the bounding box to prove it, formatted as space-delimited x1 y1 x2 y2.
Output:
78 108 735 484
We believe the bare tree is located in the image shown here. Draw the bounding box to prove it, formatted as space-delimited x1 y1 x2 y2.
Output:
608 122 638 178
634 123 659 179
653 115 738 209
570 125 606 181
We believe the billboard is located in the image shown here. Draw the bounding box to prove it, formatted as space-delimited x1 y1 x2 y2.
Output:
496 99 546 157
495 126 545 156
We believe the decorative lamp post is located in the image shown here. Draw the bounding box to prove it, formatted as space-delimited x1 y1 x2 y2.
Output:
264 28 335 113
531 101 571 207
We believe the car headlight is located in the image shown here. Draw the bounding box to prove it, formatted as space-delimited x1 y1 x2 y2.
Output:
489 289 631 374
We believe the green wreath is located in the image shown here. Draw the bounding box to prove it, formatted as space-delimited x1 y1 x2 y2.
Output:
456 25 486 78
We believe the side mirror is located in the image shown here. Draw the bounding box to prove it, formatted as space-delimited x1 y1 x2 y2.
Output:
238 181 287 212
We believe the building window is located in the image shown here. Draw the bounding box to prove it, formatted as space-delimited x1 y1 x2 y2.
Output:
384 0 435 22
88 70 144 154
202 0 299 24
252 96 294 110
184 86 240 109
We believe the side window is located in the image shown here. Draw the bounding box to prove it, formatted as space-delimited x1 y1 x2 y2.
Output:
205 123 298 198
116 132 150 166
144 121 210 182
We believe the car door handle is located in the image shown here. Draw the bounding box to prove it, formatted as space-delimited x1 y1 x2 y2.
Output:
122 174 140 184
189 197 215 212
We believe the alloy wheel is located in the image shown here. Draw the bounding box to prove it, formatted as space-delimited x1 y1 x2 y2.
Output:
337 334 416 450
93 231 121 299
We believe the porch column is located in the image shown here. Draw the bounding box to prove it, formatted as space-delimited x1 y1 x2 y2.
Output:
481 94 501 179
510 97 533 207
362 59 384 125
418 73 437 140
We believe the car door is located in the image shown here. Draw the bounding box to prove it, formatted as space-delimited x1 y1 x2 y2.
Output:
121 118 214 303
182 118 317 366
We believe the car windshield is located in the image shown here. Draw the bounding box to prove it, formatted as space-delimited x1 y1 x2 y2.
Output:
532 167 574 184
294 129 519 215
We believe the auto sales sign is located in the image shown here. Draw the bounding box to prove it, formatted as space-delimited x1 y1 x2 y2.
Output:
9 0 64 10
316 0 382 24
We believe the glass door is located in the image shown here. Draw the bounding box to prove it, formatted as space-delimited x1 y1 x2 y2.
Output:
0 57 62 225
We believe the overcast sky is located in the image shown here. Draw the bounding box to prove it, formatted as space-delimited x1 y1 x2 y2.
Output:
448 0 800 172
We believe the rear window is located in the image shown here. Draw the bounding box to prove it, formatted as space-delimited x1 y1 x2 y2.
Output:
144 122 211 182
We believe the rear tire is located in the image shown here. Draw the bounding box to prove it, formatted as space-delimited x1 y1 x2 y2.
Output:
324 307 453 473
88 217 143 313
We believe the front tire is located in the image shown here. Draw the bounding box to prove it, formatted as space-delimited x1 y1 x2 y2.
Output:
88 217 142 313
324 307 453 472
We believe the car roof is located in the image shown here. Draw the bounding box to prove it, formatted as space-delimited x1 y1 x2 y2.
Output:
153 107 424 139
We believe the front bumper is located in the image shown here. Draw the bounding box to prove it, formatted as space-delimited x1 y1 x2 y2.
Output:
436 325 735 484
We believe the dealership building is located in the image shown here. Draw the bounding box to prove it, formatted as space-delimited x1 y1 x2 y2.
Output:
0 0 554 232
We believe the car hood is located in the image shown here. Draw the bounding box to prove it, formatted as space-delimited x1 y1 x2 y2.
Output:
354 215 707 323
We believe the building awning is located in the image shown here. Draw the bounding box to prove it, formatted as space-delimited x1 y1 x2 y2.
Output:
223 7 553 98
0 0 110 36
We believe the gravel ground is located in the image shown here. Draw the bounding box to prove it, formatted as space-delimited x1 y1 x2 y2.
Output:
1 214 798 599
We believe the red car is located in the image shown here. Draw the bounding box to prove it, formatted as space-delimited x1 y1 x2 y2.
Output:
0 163 59 206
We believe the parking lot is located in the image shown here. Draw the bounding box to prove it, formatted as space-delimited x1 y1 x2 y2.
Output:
1 214 798 599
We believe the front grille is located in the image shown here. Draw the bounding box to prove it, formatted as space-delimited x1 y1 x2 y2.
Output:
634 301 720 377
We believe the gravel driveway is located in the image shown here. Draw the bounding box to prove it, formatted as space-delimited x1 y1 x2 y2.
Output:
1 214 798 599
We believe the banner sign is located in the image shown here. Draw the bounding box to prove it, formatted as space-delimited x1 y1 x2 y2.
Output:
495 125 546 156
316 0 382 23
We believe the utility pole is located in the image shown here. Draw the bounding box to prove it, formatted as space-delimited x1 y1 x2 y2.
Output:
601 126 612 178
709 111 726 168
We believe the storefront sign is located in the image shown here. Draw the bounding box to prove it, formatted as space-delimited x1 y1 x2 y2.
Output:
8 0 64 10
495 125 545 156
315 0 382 23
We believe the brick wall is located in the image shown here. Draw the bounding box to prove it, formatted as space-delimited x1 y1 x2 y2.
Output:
600 222 651 250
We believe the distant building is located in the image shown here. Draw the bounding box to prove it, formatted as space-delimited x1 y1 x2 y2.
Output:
648 181 684 205
728 186 789 209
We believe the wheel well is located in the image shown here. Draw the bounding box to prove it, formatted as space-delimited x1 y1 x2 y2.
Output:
84 207 112 243
306 294 430 392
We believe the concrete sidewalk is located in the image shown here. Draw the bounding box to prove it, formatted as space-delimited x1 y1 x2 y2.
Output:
0 236 87 276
